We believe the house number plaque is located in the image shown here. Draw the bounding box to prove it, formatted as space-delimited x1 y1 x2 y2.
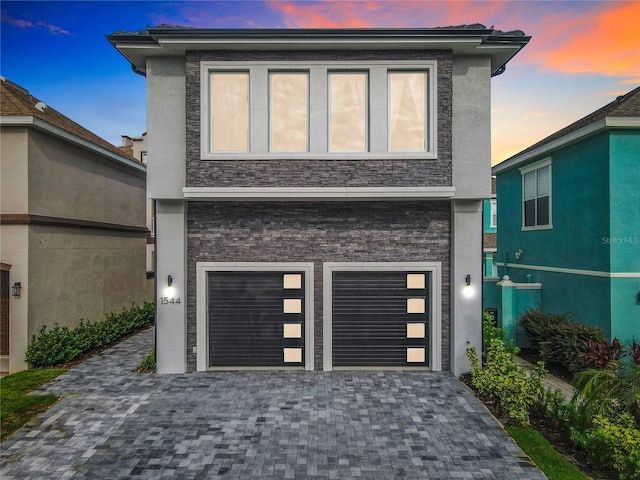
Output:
159 297 181 305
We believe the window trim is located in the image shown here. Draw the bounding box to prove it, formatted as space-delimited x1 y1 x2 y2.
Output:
520 157 552 231
200 60 437 160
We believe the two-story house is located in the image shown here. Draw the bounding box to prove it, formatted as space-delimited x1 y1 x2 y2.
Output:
108 25 530 375
492 86 640 345
0 77 150 373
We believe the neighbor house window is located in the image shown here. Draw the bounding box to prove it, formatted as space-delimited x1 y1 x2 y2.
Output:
270 72 309 152
388 72 427 152
489 199 497 228
210 71 249 152
521 158 552 229
328 72 368 152
141 151 148 163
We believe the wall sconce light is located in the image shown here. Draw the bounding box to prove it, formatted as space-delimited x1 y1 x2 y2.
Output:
11 282 22 298
167 275 173 287
465 274 471 286
515 249 524 260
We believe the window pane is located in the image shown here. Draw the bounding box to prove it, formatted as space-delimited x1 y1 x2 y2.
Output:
270 73 308 152
329 72 367 152
524 199 536 227
389 72 426 151
210 72 249 152
537 196 550 225
523 171 536 200
537 166 550 196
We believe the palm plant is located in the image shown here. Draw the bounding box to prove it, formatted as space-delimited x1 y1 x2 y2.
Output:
572 362 640 427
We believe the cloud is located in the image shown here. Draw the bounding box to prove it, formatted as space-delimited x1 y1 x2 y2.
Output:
525 1 640 78
265 0 510 29
1 10 71 35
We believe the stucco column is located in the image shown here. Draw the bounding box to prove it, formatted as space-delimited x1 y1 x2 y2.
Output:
451 200 483 376
155 200 187 373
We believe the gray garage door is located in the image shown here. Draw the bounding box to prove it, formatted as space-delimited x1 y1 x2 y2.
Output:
332 271 429 367
208 271 305 367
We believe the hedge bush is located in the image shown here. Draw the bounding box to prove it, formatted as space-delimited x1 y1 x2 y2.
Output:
25 303 155 368
571 413 640 480
519 308 606 373
467 338 547 426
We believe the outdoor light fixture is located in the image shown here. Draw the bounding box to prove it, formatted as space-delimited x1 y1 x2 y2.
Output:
465 274 471 286
167 275 173 287
515 249 524 260
11 282 21 298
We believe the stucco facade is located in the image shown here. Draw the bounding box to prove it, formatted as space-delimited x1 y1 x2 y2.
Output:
109 26 529 375
493 87 640 345
0 78 150 373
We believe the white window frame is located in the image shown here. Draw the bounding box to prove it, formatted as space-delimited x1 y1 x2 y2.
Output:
200 61 437 160
520 157 552 231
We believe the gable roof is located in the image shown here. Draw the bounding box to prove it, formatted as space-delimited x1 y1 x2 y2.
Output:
493 86 640 173
106 24 530 77
0 77 143 168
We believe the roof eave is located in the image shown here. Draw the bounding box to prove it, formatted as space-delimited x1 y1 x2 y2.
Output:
0 115 147 173
492 117 640 175
107 27 529 76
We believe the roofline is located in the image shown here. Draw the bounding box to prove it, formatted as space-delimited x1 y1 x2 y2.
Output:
492 117 640 174
1 116 147 173
106 25 530 77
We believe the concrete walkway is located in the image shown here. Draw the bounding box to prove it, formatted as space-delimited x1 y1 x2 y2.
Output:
1 329 546 479
514 356 575 402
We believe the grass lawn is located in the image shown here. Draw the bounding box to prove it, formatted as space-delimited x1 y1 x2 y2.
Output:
1 368 66 441
507 426 591 480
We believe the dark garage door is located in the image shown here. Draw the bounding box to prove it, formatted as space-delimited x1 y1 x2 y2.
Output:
208 271 305 367
333 271 429 367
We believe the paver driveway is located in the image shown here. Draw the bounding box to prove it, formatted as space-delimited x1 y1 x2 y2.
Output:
1 328 546 479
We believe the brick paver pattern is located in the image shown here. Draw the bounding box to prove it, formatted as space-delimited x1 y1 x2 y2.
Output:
1 328 546 479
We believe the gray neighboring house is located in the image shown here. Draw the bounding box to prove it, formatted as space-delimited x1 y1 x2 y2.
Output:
0 77 150 373
107 25 530 375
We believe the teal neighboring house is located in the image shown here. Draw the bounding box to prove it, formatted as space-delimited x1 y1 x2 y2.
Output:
482 179 499 311
492 86 640 345
483 178 498 278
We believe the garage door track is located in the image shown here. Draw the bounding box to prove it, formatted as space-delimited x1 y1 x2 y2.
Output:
0 328 545 479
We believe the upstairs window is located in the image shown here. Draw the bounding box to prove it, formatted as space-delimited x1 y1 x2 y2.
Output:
389 72 427 152
201 62 436 158
210 71 249 152
521 158 552 229
270 72 309 152
328 72 368 152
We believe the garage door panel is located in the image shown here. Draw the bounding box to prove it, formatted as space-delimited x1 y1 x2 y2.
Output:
332 270 429 367
209 271 304 367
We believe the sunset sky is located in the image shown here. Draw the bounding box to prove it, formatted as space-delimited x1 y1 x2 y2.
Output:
1 0 638 164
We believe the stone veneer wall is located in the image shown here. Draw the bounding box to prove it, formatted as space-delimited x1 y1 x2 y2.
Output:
185 50 453 188
186 201 451 371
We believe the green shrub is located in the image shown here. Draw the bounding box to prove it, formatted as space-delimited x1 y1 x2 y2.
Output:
571 412 640 480
482 311 517 359
519 308 606 373
467 338 547 426
25 303 155 368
